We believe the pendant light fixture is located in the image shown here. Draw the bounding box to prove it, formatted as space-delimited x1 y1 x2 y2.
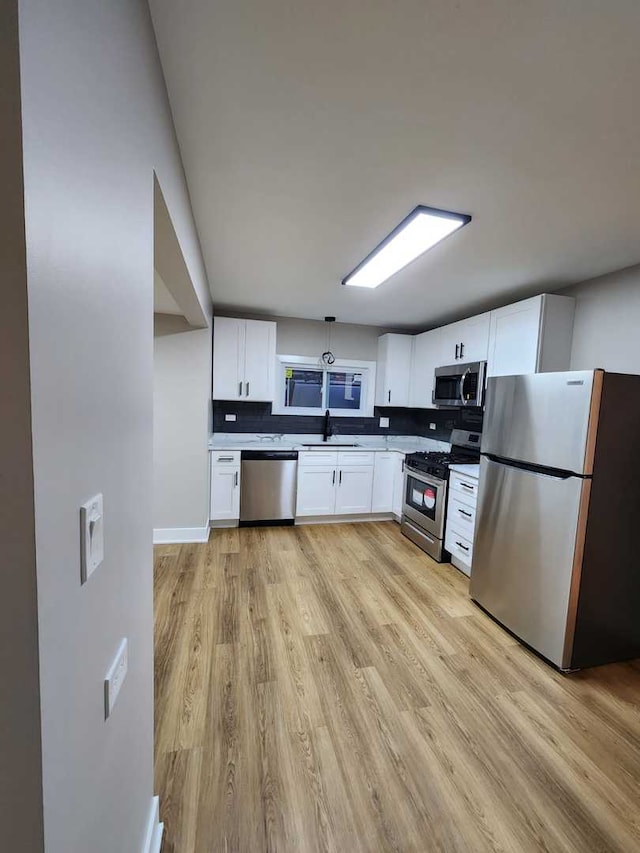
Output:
321 316 336 365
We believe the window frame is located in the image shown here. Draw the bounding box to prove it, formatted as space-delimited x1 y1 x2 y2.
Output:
273 354 376 417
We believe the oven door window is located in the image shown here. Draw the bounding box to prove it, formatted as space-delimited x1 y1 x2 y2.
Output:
405 474 441 522
434 373 461 403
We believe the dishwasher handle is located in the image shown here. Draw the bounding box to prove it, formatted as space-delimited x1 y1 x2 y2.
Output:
241 450 299 461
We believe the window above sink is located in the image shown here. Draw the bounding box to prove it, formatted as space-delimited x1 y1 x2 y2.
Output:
272 355 376 418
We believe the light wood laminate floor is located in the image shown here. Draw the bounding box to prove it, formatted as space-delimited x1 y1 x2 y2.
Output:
154 522 640 853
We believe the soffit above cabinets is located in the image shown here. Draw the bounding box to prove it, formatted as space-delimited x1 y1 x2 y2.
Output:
150 0 640 328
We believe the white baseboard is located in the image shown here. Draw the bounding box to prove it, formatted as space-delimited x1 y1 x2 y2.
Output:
295 512 394 525
142 796 164 853
153 525 210 544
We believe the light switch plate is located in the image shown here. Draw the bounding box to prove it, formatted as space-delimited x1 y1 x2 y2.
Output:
379 417 390 428
104 638 128 719
225 414 237 422
429 423 437 430
80 493 104 583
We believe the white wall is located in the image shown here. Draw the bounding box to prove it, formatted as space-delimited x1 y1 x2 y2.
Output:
560 264 640 373
154 317 211 535
17 1 210 851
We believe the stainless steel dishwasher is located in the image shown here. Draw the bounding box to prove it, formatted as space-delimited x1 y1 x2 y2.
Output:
239 450 298 525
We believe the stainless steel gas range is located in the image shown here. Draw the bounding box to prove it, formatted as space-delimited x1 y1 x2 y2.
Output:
401 429 481 561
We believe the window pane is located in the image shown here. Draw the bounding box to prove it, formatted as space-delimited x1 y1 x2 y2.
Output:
284 368 323 408
328 371 362 410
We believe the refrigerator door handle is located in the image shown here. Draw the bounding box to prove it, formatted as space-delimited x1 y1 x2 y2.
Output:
484 453 576 481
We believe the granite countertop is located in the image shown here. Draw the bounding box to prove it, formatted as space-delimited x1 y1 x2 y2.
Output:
449 463 481 478
208 433 451 454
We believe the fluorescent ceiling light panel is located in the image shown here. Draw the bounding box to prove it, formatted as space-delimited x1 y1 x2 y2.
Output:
342 205 471 289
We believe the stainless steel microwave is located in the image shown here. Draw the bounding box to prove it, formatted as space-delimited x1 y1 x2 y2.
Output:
433 361 486 407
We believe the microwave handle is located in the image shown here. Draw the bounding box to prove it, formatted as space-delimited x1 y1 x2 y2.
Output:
460 367 470 404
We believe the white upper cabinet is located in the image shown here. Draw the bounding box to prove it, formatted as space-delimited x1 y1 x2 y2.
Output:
243 319 276 400
409 328 441 408
439 312 490 366
487 294 575 378
213 316 276 401
212 317 244 400
375 334 413 407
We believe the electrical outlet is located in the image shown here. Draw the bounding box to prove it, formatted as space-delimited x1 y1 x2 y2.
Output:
429 423 437 431
225 414 237 422
80 494 104 583
104 638 128 719
379 416 390 428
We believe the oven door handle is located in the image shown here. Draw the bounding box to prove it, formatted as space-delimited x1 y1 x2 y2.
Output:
404 465 447 488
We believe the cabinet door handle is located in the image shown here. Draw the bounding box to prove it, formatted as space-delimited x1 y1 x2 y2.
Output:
333 470 336 485
339 470 342 485
238 381 243 397
455 343 459 360
245 382 250 396
460 342 465 359
234 471 238 487
458 508 472 518
388 390 391 404
456 541 470 552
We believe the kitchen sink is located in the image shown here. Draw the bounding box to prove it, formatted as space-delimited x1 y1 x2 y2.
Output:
301 443 360 448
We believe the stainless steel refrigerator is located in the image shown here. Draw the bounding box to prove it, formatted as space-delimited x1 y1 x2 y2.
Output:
470 369 640 670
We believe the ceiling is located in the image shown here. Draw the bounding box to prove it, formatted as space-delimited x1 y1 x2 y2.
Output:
149 0 640 330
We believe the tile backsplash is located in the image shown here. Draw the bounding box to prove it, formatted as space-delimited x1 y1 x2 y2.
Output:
212 401 482 441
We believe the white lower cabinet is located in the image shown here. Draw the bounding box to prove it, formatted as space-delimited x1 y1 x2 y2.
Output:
445 528 474 570
392 453 405 518
445 469 479 576
210 453 241 521
335 466 374 514
372 452 395 513
296 466 337 516
296 451 375 518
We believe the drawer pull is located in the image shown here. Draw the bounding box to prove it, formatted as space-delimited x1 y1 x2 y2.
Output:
456 541 470 552
458 508 473 518
217 456 234 462
460 482 475 491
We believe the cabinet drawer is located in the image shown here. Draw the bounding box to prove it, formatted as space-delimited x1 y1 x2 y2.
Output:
447 495 476 536
338 451 375 466
450 472 479 505
298 451 338 466
445 528 473 570
211 450 241 466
